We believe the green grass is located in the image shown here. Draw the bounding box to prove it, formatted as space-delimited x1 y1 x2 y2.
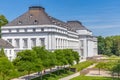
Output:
71 61 94 71
32 69 74 80
95 57 120 71
104 55 120 60
71 76 119 80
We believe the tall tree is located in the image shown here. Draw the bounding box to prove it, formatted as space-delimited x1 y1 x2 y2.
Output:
97 36 105 54
0 47 14 80
104 37 113 56
63 49 74 66
0 48 6 57
32 47 48 69
0 15 8 38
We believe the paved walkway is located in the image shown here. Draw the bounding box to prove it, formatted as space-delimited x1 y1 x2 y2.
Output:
12 67 66 80
59 64 97 80
59 72 80 80
86 70 111 77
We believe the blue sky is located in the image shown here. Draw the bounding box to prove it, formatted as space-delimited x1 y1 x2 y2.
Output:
0 0 120 36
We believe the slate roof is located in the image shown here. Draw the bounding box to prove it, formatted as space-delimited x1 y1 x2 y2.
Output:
0 39 14 48
5 6 90 32
67 21 91 31
5 6 76 32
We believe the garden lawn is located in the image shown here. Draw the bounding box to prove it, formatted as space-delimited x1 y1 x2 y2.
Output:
71 76 119 80
71 60 94 71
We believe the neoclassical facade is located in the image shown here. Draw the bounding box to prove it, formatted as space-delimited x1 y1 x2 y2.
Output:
1 6 97 60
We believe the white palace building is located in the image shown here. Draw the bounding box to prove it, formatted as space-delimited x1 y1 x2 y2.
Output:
1 6 97 61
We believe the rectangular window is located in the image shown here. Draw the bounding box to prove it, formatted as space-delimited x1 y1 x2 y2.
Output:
17 29 19 32
9 50 11 55
80 40 84 47
9 29 11 33
23 39 28 48
15 39 20 48
41 28 44 31
24 29 27 32
81 49 84 57
40 38 45 46
33 28 36 32
31 38 36 47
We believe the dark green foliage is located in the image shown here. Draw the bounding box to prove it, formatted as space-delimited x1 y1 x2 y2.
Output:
97 36 120 56
97 36 105 54
0 15 8 26
0 15 8 38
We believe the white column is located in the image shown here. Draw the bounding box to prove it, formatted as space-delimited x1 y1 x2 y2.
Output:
20 38 23 49
36 38 40 46
28 38 31 49
56 38 58 49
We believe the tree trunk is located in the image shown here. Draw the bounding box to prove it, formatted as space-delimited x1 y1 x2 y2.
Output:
57 66 59 75
63 65 66 73
40 72 42 80
50 68 52 73
2 74 5 80
44 69 46 75
118 72 119 78
28 71 30 80
99 68 100 75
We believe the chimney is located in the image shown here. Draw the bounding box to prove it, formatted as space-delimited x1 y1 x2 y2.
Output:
67 21 82 25
29 6 45 10
29 6 45 15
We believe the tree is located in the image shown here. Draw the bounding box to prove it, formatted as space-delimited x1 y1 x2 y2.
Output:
0 57 14 80
96 62 105 75
47 52 57 70
32 47 49 73
104 37 113 56
97 36 120 56
0 48 14 80
54 49 68 74
0 15 8 38
113 38 120 56
34 58 43 79
111 60 120 78
54 49 68 66
0 48 5 57
13 50 38 79
72 50 80 64
63 49 74 66
97 36 105 54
